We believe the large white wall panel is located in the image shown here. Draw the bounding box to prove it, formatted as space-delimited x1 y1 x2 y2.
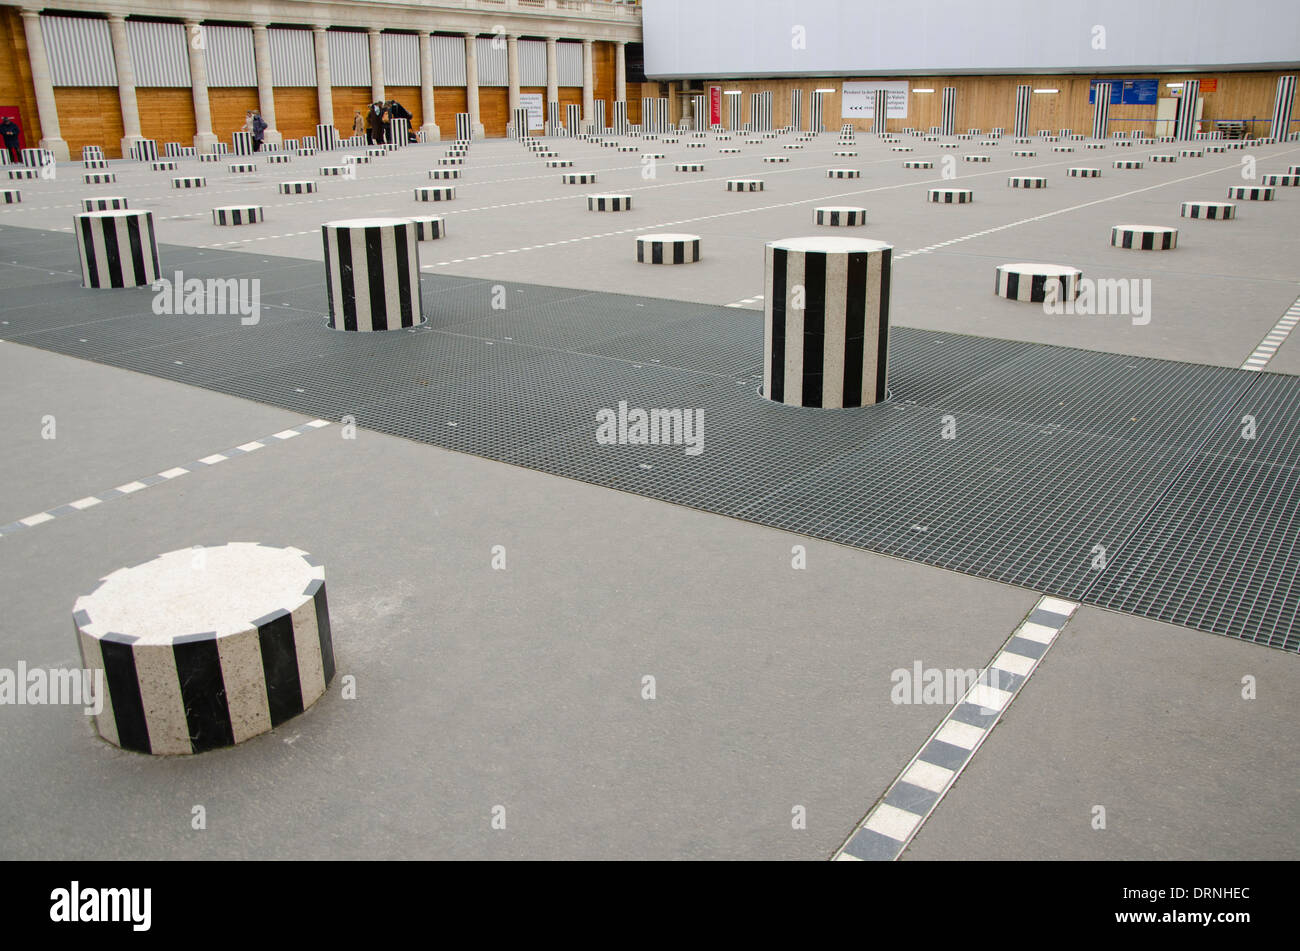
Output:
328 30 371 86
431 34 466 86
42 15 116 87
382 32 420 86
128 21 189 87
269 27 317 86
642 0 1300 78
205 25 255 87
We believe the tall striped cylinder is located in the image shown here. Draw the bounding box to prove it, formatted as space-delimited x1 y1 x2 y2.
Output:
72 543 334 756
547 100 561 135
612 101 628 135
315 124 339 151
790 88 802 132
390 117 410 147
1014 85 1031 139
763 236 893 409
1092 82 1112 139
21 147 53 167
1272 75 1297 140
455 113 472 141
941 87 957 135
1175 80 1200 140
511 108 529 140
810 90 825 133
128 139 158 161
750 91 773 132
75 210 161 289
592 99 606 134
874 89 889 134
695 94 709 131
321 218 423 331
232 131 254 156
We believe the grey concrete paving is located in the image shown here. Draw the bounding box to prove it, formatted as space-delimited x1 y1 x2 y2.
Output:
902 605 1300 860
0 344 1037 860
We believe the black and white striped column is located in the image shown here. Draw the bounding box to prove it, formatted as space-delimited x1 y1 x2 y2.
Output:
874 89 889 134
588 194 631 211
1111 224 1178 250
129 139 158 161
636 233 700 264
1013 85 1031 139
511 107 529 140
73 543 334 756
322 218 423 331
1174 80 1200 140
593 99 606 134
21 147 53 168
82 196 127 211
790 89 803 132
75 210 161 289
316 124 339 151
390 117 410 147
232 131 254 156
456 112 473 142
547 100 561 136
612 101 627 135
810 90 825 133
752 91 773 132
641 97 656 133
212 205 264 226
1092 82 1112 139
994 263 1081 302
1181 201 1235 219
940 87 957 135
728 93 742 131
1272 75 1297 140
764 237 892 409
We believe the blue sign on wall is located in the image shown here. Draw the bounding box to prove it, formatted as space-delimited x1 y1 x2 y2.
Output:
1089 79 1161 105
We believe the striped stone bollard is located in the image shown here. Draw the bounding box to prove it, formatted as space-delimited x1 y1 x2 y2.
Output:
1114 159 1144 169
1227 185 1274 201
83 172 116 185
1 189 20 203
588 194 632 211
1259 174 1298 187
83 158 109 169
199 153 222 163
727 179 764 191
72 543 334 755
228 163 257 174
827 168 860 178
1008 176 1047 188
8 168 39 180
1149 153 1177 163
171 176 207 188
232 131 254 156
1111 224 1178 250
212 205 264 226
815 207 867 226
562 173 597 184
994 263 1082 302
1068 168 1101 178
267 154 292 164
763 236 893 409
74 210 161 289
928 187 973 202
1181 201 1235 220
279 181 317 194
151 160 178 171
428 169 460 180
636 233 700 264
82 196 128 211
414 186 455 201
322 218 424 331
1012 149 1037 157
903 160 934 169
405 215 445 241
963 154 991 163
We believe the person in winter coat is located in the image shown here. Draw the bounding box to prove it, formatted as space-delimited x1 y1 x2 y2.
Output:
352 110 365 138
0 116 20 162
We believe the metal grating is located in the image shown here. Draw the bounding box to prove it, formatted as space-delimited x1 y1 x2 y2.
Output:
0 228 1294 652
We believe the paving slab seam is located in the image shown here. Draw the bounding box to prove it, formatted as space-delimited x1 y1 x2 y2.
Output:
0 418 331 539
832 595 1079 861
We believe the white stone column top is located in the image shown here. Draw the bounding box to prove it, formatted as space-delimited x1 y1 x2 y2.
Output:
767 236 893 254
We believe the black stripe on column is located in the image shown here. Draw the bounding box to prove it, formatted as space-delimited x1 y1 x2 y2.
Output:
79 216 99 287
256 609 304 727
172 632 235 753
336 228 357 331
875 248 892 403
802 251 827 408
842 250 867 406
322 227 337 325
1006 271 1020 300
101 218 124 289
770 247 787 403
306 579 335 686
126 216 147 287
1029 273 1048 301
364 226 388 331
99 633 151 754
394 224 414 326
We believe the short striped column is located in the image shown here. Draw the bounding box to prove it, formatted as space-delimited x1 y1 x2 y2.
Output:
1008 176 1047 188
406 214 445 240
83 158 108 169
267 154 292 164
228 162 257 174
763 236 892 409
428 168 459 180
7 168 39 180
72 543 334 756
171 176 207 188
1012 149 1036 156
587 194 631 211
297 147 317 157
390 117 410 147
1149 153 1178 163
128 139 158 161
672 163 703 173
546 158 574 167
963 154 991 163
232 131 254 156
21 147 53 168
212 205 264 226
82 145 105 161
1228 185 1275 201
815 207 867 226
903 160 934 169
561 172 596 184
322 218 423 331
995 263 1081 302
1114 159 1144 169
82 196 128 211
1259 174 1298 187
827 168 860 179
75 210 161 289
315 124 339 151
727 179 764 191
279 181 317 194
928 188 973 202
1111 224 1178 250
1068 167 1101 177
636 233 700 264
1179 148 1203 158
151 160 178 171
762 155 789 164
1 189 20 203
414 185 455 201
1181 201 1235 219
83 172 116 185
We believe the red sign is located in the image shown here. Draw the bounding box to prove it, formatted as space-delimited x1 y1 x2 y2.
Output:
709 86 722 125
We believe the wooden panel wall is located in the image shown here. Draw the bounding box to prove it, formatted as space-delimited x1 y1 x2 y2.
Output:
479 86 508 137
709 71 1297 136
434 86 467 135
331 86 373 136
271 87 319 141
0 7 40 148
137 88 196 148
208 87 258 147
385 85 423 130
52 87 123 157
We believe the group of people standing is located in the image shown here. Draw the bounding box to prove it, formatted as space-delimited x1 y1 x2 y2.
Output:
241 110 268 151
353 100 414 145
